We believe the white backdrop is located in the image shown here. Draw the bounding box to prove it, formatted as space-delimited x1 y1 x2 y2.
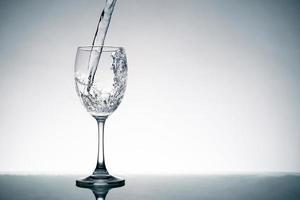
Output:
0 0 299 174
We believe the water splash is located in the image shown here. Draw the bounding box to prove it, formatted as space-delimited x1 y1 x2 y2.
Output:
75 48 127 116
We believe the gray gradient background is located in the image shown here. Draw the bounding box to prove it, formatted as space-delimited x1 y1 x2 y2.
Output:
0 0 299 174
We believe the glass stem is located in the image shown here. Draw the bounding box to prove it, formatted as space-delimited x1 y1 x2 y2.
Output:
93 116 108 177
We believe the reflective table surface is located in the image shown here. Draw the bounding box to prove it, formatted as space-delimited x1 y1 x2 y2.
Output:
0 175 299 199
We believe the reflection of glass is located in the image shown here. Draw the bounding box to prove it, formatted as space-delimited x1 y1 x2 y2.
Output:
74 46 127 187
77 184 123 200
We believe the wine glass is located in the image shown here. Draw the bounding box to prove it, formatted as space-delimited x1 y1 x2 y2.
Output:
74 46 127 187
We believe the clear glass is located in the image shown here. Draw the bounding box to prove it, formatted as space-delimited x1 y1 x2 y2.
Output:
74 46 127 188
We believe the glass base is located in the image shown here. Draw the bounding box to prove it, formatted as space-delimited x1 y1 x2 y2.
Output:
76 174 125 188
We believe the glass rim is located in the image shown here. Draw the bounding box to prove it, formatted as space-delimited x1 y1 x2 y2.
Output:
78 45 124 50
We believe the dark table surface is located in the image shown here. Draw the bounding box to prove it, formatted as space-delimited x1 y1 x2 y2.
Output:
0 174 299 200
